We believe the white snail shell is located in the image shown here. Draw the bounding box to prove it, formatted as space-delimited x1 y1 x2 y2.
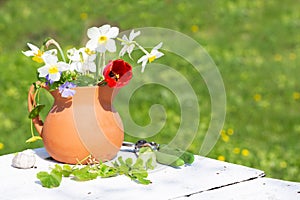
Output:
12 149 36 169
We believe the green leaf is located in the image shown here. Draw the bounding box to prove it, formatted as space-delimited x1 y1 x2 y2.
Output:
73 74 97 86
146 157 155 170
36 170 62 188
62 165 73 177
72 166 98 181
28 104 45 119
98 164 118 178
125 158 133 166
133 158 144 169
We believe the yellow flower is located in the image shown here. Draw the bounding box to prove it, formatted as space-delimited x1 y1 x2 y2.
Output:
227 128 234 135
221 134 230 142
254 94 261 102
80 12 88 20
289 53 296 60
220 129 226 135
233 147 240 154
280 161 287 168
293 92 300 100
0 142 4 150
220 129 230 142
217 155 225 161
191 25 199 33
241 149 249 156
274 54 282 62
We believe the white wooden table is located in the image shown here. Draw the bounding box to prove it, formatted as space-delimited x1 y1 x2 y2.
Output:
0 147 299 200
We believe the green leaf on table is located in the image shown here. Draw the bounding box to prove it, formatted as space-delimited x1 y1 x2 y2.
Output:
28 104 45 119
133 158 144 169
62 164 73 177
146 157 155 170
98 164 118 178
36 169 62 188
72 166 98 181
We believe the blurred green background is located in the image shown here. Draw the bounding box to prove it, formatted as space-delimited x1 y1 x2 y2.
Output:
0 0 299 182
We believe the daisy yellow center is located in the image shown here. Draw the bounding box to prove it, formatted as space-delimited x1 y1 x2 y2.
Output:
85 48 95 55
48 66 59 74
32 50 43 63
148 55 156 63
98 35 108 44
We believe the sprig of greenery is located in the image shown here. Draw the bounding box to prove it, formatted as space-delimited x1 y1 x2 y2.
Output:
36 155 154 188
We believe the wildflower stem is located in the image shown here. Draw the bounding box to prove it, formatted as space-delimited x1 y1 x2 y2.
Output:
30 120 34 137
45 39 66 62
133 41 149 55
101 52 105 77
96 52 101 81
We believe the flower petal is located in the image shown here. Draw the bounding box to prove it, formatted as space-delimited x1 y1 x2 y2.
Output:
141 60 148 73
154 42 163 50
137 55 148 63
37 66 49 77
119 46 127 57
48 73 60 82
105 39 116 52
87 62 96 72
155 51 164 59
129 30 140 41
27 43 39 52
86 38 98 50
42 54 58 65
87 27 100 39
22 50 35 57
107 26 119 38
99 24 111 34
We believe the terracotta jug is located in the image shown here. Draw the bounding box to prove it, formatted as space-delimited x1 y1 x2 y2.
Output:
28 84 124 164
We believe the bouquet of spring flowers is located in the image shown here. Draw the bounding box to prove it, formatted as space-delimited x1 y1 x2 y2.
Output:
23 24 164 143
23 24 164 98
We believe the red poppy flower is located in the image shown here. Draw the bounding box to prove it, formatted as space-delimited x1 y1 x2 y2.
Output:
103 59 133 88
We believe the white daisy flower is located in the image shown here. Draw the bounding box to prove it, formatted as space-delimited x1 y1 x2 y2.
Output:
22 43 57 63
67 47 96 73
86 24 119 53
119 30 141 59
37 54 69 82
137 42 164 72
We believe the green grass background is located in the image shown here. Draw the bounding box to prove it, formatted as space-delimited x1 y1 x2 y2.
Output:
0 0 299 182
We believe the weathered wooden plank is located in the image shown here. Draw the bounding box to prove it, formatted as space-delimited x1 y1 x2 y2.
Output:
0 147 298 200
175 177 300 200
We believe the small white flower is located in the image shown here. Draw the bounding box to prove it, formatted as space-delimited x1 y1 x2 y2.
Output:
137 42 164 72
119 30 141 59
37 54 69 82
22 43 57 63
86 24 119 53
67 47 96 73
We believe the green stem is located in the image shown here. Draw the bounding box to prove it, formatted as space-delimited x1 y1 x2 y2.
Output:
133 41 149 55
101 52 106 77
96 52 101 81
45 39 66 62
30 120 34 137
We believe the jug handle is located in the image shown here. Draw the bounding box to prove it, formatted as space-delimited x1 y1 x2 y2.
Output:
27 83 47 136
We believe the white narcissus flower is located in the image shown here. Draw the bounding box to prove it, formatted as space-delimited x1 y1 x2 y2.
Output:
86 24 119 53
22 43 57 63
119 30 141 59
137 42 164 72
37 54 69 82
67 47 96 73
